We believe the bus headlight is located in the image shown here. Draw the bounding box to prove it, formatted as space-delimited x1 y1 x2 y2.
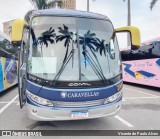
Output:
27 91 53 107
104 91 122 104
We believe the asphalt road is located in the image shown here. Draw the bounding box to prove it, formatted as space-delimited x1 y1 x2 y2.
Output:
0 83 160 139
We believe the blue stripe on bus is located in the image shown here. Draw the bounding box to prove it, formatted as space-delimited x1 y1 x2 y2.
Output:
156 58 160 67
137 70 155 78
26 80 122 102
0 60 4 92
123 63 135 77
26 80 42 95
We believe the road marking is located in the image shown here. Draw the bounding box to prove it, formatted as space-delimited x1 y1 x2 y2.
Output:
0 95 18 114
0 101 11 104
124 87 159 97
124 96 160 100
114 115 134 128
0 101 19 104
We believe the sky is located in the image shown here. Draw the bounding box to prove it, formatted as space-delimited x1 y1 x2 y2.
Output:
0 0 160 45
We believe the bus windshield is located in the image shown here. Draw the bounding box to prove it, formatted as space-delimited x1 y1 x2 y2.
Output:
28 16 121 82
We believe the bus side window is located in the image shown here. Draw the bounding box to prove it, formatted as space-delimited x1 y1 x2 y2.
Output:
0 38 13 59
19 28 29 67
152 42 160 57
22 28 29 62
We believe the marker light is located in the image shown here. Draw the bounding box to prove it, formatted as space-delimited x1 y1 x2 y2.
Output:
116 82 123 91
104 91 122 104
27 91 53 107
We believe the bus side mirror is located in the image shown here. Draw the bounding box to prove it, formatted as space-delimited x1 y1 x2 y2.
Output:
11 19 28 47
115 26 141 50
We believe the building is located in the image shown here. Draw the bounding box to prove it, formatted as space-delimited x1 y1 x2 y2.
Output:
61 0 76 10
0 31 10 41
3 20 14 39
47 0 76 9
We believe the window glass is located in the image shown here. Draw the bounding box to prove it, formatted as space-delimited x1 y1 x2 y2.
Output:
28 16 121 82
28 17 78 81
77 18 121 81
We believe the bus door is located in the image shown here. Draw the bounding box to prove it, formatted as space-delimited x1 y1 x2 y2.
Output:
18 28 28 108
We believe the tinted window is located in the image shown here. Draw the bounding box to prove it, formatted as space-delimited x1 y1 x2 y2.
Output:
0 37 18 60
121 41 160 61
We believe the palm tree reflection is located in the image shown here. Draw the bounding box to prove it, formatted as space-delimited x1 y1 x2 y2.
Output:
37 27 56 57
96 39 108 57
56 24 74 63
79 30 98 68
35 25 110 71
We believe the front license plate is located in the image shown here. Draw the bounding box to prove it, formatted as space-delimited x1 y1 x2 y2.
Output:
71 111 89 118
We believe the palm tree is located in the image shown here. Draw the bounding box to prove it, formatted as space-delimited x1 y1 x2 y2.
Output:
37 27 56 56
37 27 55 47
78 30 105 77
30 0 63 9
96 39 108 57
47 0 63 9
25 0 63 23
79 30 98 67
24 10 35 23
56 24 74 63
150 0 159 10
79 30 97 52
78 31 107 82
31 0 48 9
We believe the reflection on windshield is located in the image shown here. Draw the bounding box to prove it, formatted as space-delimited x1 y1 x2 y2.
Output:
0 38 18 59
28 17 121 82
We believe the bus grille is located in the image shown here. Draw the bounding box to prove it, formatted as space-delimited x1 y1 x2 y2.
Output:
52 99 105 108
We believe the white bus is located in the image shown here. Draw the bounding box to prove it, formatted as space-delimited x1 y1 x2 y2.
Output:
11 9 140 121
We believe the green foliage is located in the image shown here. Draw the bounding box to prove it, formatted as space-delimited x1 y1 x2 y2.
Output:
150 0 159 10
47 0 63 8
25 0 63 23
24 10 35 23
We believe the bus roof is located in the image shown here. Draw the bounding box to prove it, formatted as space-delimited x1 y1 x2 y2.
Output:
32 9 109 21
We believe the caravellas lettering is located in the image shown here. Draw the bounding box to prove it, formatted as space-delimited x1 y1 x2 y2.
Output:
60 91 99 98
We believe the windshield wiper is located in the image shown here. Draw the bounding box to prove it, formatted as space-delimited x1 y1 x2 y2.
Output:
51 48 107 85
51 49 75 85
84 50 107 84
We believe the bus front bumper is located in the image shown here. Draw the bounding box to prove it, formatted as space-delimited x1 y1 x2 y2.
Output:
27 100 122 121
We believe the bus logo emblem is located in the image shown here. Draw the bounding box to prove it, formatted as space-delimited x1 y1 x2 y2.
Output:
61 92 67 98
